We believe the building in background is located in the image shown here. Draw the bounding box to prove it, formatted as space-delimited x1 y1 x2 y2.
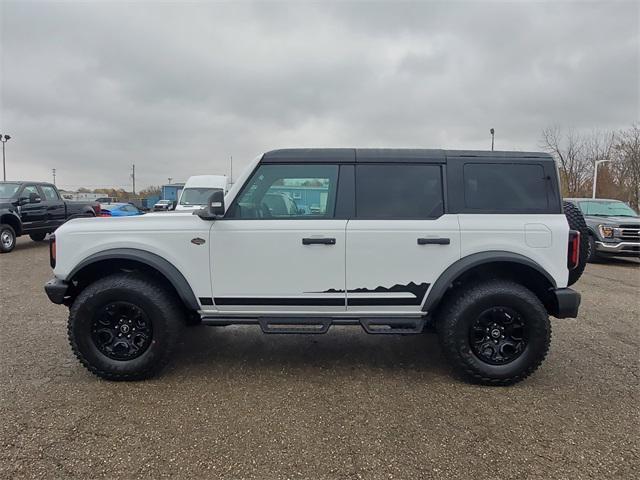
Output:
161 183 185 201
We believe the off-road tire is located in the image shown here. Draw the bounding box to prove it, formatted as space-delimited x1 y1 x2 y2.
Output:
563 201 589 285
29 232 47 242
0 224 16 253
68 272 184 380
437 280 551 386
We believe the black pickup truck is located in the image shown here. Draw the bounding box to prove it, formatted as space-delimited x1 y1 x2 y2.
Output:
0 181 100 253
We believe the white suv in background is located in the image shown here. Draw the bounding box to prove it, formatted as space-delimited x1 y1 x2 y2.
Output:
45 149 586 385
174 175 228 211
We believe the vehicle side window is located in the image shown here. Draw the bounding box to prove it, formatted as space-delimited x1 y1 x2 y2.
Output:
40 185 60 201
463 163 548 211
355 164 444 219
227 164 339 219
21 185 39 199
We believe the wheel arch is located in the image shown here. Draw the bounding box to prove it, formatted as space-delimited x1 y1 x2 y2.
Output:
423 251 558 315
66 248 200 311
1 212 22 236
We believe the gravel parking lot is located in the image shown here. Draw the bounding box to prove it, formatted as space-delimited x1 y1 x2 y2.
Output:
1 237 638 479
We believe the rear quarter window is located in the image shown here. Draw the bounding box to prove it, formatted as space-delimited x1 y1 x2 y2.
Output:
463 163 549 212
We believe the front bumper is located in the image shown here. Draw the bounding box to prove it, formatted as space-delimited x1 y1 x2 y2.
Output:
550 288 581 319
595 240 640 256
44 277 69 304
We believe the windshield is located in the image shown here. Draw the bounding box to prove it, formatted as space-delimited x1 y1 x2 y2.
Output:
180 187 223 205
578 200 638 217
0 183 21 198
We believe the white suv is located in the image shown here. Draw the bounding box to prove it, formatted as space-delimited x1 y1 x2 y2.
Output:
45 149 584 385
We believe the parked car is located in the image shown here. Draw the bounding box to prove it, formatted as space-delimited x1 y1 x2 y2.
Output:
45 148 585 385
99 203 145 217
175 175 228 211
153 199 174 211
0 181 99 253
564 198 639 261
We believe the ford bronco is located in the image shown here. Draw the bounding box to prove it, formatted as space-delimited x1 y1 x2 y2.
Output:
44 149 585 385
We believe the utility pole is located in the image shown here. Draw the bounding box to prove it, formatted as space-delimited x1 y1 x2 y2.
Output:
230 155 233 185
52 168 56 185
131 164 136 195
168 177 173 184
490 128 495 151
1 134 11 181
592 159 611 199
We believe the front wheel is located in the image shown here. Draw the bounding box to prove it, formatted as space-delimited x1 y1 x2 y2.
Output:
587 235 601 263
0 224 16 253
68 273 185 380
437 280 551 386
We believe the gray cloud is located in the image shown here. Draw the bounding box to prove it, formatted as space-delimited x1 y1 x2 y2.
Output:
1 1 638 190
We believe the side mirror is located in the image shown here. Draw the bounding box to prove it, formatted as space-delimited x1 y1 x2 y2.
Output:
195 190 225 220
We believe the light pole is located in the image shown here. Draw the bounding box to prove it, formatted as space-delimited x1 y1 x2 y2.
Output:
490 128 495 151
1 134 11 181
592 159 611 199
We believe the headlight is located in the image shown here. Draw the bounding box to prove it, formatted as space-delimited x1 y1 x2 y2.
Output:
598 224 614 238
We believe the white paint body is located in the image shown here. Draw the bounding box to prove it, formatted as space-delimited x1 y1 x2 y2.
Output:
53 156 570 317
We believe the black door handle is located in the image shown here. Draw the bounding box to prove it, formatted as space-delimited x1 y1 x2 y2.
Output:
302 237 336 245
417 237 450 245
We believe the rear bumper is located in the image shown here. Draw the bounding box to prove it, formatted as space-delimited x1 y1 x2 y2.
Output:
550 287 581 319
595 240 640 256
44 277 69 304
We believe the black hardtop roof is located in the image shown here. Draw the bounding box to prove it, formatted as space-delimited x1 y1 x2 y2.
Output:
261 148 553 163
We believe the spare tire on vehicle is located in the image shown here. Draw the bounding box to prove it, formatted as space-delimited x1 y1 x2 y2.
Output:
563 201 589 286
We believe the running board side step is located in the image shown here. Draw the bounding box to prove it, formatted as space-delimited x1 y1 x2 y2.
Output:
200 316 426 334
360 317 425 334
259 317 332 334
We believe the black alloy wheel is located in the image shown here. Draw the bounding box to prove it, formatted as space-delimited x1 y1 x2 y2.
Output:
91 301 153 360
470 306 526 365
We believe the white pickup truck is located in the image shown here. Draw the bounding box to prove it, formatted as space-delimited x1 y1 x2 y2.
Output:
45 149 586 385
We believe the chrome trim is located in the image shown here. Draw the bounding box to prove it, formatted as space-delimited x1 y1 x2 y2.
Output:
595 241 640 252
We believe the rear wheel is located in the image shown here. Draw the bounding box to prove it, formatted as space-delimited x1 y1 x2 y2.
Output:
438 280 551 386
563 201 589 285
0 224 16 253
68 273 184 380
29 232 47 242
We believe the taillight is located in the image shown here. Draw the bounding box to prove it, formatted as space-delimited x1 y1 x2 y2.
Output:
94 204 101 216
568 230 580 270
49 234 56 269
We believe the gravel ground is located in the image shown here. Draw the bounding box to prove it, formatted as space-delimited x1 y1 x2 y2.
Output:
1 237 638 479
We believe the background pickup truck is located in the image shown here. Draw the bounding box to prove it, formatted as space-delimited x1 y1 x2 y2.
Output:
564 198 640 261
0 181 100 253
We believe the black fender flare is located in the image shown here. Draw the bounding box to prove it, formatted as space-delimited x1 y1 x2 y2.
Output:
67 248 200 311
0 211 23 235
422 251 557 312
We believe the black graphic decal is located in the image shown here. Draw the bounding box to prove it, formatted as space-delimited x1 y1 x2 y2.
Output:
311 282 430 306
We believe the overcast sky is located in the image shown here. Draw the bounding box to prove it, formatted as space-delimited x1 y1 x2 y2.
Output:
1 1 638 191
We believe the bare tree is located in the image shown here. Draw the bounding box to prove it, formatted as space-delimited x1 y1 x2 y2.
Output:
540 126 592 197
613 124 640 210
